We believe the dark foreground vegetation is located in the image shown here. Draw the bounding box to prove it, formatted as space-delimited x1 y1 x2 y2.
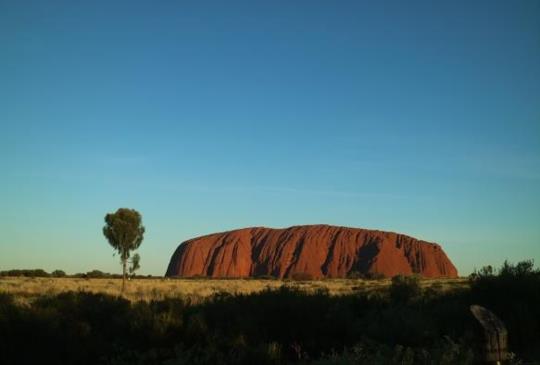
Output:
1 261 539 365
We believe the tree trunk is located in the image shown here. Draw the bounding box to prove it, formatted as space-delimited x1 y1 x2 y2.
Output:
121 256 127 294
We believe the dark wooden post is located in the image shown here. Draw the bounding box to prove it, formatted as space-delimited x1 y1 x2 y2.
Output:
470 305 508 364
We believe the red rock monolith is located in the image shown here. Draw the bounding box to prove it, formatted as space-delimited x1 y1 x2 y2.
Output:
165 225 458 278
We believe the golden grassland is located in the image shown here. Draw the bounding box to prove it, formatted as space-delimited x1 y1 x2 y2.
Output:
0 276 469 304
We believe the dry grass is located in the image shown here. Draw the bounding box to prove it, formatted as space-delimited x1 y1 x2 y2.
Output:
0 276 469 304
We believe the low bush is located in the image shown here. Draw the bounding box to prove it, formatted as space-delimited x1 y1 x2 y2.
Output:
389 275 421 304
0 260 539 364
51 270 67 277
0 269 51 277
346 271 386 280
469 259 540 358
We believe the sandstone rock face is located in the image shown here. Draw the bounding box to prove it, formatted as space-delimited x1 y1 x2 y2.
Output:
166 225 458 278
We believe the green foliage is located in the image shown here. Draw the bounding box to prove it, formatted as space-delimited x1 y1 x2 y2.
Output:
1 260 540 364
0 269 51 277
0 269 125 278
499 259 538 278
103 208 145 289
51 270 67 277
346 270 363 279
469 259 540 357
389 275 421 304
347 271 386 280
469 264 494 279
129 253 141 276
71 271 122 279
365 272 386 280
85 269 108 278
103 208 145 258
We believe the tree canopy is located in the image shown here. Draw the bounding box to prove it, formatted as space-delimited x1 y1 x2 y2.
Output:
103 208 145 291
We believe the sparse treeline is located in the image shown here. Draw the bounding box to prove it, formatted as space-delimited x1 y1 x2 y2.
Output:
0 260 539 365
0 269 155 279
0 269 54 277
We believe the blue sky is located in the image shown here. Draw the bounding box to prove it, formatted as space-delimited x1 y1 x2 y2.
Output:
1 0 539 276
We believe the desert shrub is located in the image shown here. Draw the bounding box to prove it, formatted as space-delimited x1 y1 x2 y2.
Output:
346 271 363 279
0 269 51 277
389 275 421 304
71 271 121 279
469 260 540 357
311 337 474 365
85 269 109 278
364 272 386 280
347 271 386 280
1 262 540 364
51 269 67 277
0 292 14 306
469 264 494 280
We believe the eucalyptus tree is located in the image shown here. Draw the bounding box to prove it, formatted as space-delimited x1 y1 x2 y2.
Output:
103 208 145 292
